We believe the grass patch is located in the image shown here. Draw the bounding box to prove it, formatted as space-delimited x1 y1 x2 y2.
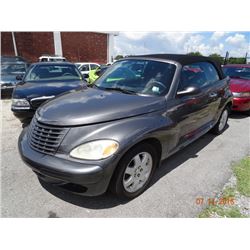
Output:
233 157 250 197
222 187 236 199
199 156 250 218
199 206 246 218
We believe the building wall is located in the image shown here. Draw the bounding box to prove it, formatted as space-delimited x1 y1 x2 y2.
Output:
1 32 54 62
61 32 108 64
1 32 108 64
1 32 15 56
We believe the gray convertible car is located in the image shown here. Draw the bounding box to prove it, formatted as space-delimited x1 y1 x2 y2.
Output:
19 54 232 199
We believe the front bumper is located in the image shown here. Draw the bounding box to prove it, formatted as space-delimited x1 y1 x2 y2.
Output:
18 127 119 196
232 97 250 111
1 85 14 97
11 108 35 123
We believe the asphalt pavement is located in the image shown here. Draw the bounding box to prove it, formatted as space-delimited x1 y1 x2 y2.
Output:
1 99 249 217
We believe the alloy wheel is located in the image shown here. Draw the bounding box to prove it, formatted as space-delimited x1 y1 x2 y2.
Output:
122 152 153 193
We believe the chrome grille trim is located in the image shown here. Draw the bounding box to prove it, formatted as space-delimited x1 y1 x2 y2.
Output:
28 118 68 155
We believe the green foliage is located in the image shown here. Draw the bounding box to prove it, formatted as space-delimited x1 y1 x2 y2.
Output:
199 206 246 218
186 51 247 64
222 187 236 199
187 51 203 56
209 53 224 64
198 156 250 218
233 157 250 197
227 57 246 64
114 55 124 60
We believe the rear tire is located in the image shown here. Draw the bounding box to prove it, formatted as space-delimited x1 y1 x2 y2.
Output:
110 142 158 200
211 106 229 135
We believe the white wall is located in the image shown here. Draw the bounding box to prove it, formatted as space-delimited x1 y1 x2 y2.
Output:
107 32 119 63
53 32 63 56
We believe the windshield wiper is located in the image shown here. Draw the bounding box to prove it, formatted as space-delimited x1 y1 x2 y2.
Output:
103 87 137 95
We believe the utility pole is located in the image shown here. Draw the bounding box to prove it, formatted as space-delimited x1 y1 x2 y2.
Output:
224 51 229 65
11 32 18 56
245 52 248 64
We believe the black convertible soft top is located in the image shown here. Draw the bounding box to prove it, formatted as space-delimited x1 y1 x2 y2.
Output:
128 54 225 79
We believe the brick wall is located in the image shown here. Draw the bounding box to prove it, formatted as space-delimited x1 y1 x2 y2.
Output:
1 32 54 62
61 32 108 64
1 32 108 64
1 32 15 56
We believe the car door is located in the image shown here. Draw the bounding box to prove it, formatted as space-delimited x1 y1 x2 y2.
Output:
167 62 220 150
200 62 223 122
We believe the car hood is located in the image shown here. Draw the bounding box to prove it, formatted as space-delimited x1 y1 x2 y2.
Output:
229 78 250 92
37 88 166 126
12 80 84 99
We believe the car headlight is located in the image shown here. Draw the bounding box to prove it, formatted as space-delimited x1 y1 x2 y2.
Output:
232 92 250 97
70 140 119 160
12 98 30 109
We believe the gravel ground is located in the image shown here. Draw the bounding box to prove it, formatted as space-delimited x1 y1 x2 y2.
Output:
1 99 250 217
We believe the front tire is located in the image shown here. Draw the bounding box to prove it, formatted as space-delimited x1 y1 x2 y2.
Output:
110 142 158 200
211 106 229 135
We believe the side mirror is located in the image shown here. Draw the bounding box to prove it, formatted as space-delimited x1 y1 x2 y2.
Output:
16 75 23 81
177 86 200 97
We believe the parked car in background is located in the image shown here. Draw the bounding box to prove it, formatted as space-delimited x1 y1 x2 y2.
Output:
12 62 86 124
75 62 100 78
1 56 29 97
88 65 109 84
222 64 250 113
1 55 28 63
39 55 67 62
19 54 232 199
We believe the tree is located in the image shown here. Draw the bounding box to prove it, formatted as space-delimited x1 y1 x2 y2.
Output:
209 53 224 65
114 55 124 60
187 51 203 56
227 57 246 64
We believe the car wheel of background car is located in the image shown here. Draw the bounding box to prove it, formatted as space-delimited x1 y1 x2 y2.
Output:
211 106 229 135
110 142 158 200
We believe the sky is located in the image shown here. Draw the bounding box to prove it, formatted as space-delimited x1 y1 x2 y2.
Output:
114 31 250 58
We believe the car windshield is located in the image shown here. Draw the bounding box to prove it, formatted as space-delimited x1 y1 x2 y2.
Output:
24 64 82 82
1 56 26 63
94 59 176 96
1 64 26 75
223 66 250 80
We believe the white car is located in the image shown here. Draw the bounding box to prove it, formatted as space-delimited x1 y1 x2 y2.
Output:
39 55 67 62
75 62 100 77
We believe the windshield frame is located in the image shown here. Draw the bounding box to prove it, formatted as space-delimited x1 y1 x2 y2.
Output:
94 58 177 97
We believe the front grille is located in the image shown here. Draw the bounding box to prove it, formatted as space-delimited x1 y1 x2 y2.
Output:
28 118 68 155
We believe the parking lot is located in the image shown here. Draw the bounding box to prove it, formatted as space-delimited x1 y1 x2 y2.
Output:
1 99 249 217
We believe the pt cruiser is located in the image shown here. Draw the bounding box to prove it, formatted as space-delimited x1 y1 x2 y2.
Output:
19 54 232 199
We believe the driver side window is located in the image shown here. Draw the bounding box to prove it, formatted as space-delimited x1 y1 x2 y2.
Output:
178 64 207 91
178 62 220 91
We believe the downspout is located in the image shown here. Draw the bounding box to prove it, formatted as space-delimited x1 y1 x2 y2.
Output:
11 32 18 56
